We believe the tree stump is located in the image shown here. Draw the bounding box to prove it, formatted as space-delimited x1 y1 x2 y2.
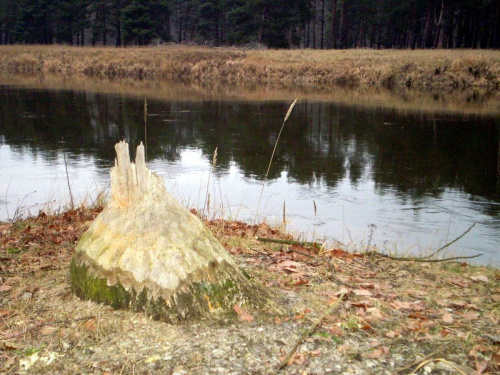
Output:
70 141 271 322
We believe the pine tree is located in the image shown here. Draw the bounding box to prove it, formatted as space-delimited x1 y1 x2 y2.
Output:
16 0 58 44
122 0 170 45
197 0 225 45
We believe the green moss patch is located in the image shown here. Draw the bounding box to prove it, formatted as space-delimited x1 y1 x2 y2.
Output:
70 260 251 323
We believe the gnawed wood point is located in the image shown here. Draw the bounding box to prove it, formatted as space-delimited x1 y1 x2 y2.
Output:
70 141 271 322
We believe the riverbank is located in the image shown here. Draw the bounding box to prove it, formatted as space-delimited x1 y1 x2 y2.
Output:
1 45 500 92
2 71 500 116
1 207 499 374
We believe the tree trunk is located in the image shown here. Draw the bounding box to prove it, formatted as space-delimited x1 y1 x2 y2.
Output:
116 20 122 47
320 0 325 49
312 0 317 48
433 0 444 48
102 13 107 46
338 0 344 48
329 0 337 48
70 141 273 323
494 0 500 48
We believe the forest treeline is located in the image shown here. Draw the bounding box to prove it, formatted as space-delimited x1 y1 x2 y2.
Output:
0 0 499 49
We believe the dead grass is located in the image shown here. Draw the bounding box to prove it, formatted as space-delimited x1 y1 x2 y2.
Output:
1 45 500 92
1 209 499 374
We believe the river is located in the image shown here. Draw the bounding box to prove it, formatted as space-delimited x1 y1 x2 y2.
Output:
0 83 498 266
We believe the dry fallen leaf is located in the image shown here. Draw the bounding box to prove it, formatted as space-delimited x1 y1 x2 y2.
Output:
294 314 305 321
3 341 23 350
329 325 343 336
447 277 471 288
492 348 500 366
40 326 58 336
391 300 425 311
364 347 389 359
84 319 97 331
470 275 490 283
373 282 392 290
293 278 309 286
353 289 373 297
233 305 254 322
366 307 384 320
385 330 399 339
463 311 480 321
0 284 12 292
287 352 307 366
2 355 16 369
441 313 454 324
334 287 350 296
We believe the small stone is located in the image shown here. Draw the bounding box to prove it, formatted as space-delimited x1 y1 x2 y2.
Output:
423 365 432 373
436 361 456 372
212 348 225 358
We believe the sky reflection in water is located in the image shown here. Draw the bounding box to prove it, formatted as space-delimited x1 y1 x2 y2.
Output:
0 86 498 266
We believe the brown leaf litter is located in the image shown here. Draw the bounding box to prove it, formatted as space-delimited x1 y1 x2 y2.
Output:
1 208 499 374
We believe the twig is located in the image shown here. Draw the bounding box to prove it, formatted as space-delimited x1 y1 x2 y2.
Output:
380 253 482 263
63 152 74 210
4 177 12 220
256 236 319 247
421 223 476 259
0 315 95 341
275 294 344 373
286 248 315 259
394 350 440 373
410 358 470 375
247 247 270 256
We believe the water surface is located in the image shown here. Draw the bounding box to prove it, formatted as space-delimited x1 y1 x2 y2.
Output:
0 86 498 265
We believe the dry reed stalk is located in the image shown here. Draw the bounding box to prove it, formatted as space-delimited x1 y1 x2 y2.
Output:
203 147 218 217
256 98 298 219
63 151 74 211
144 97 148 162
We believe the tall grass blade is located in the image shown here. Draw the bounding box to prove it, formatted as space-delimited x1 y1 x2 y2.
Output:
256 98 298 219
203 147 218 217
144 97 148 162
63 152 74 210
264 98 297 178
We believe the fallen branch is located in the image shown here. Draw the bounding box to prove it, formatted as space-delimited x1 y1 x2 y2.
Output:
382 253 482 263
275 294 345 374
421 223 476 259
372 223 480 262
256 236 320 248
0 315 95 341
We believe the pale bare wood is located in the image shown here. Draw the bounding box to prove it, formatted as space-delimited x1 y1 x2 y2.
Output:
71 141 273 322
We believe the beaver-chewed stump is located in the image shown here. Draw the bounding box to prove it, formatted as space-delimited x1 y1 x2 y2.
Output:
70 141 272 323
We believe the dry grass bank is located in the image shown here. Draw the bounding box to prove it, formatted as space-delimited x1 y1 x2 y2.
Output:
1 208 499 373
1 45 500 92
